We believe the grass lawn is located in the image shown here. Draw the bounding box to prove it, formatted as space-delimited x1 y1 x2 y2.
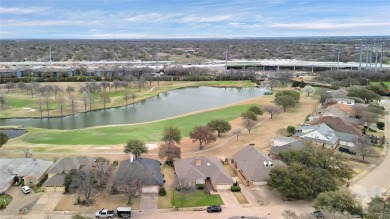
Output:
32 185 44 193
224 164 236 177
158 165 175 209
232 191 249 204
370 81 390 87
173 191 223 208
0 194 13 207
22 104 253 145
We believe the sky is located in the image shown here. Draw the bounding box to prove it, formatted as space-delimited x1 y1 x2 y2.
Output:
0 0 389 39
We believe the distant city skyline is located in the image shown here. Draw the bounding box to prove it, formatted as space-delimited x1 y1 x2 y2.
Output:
1 0 389 39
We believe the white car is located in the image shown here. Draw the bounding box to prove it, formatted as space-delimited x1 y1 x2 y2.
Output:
21 186 31 194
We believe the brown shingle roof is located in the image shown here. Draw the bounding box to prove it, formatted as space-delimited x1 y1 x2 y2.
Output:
311 116 362 136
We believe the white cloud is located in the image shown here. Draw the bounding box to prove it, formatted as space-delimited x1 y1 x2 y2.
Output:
2 20 95 27
269 22 390 30
178 15 231 23
125 13 232 24
0 7 40 14
91 33 147 38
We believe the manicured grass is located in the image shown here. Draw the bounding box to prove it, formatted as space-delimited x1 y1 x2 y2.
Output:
173 191 223 208
32 185 44 193
6 97 34 107
22 104 253 145
370 81 390 87
232 191 249 204
0 194 13 207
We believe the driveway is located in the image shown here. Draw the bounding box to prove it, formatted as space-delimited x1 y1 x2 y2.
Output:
350 99 390 204
29 192 63 213
218 189 240 207
1 185 43 216
140 186 158 213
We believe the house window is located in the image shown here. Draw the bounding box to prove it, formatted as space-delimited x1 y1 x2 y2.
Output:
29 178 33 186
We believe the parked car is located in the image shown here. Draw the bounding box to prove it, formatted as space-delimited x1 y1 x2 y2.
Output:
313 210 324 218
338 147 356 155
95 209 115 218
207 205 222 213
21 186 31 194
116 207 131 218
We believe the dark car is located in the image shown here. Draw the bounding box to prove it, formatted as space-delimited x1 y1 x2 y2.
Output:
313 210 324 218
338 147 356 155
207 205 222 213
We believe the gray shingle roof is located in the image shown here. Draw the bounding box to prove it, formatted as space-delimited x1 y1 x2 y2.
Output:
174 156 233 185
335 132 358 143
271 136 298 143
44 173 66 187
232 146 283 182
115 158 163 186
0 158 53 191
270 139 305 154
48 156 95 174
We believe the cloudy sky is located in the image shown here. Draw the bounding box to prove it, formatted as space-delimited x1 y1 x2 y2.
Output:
1 0 389 39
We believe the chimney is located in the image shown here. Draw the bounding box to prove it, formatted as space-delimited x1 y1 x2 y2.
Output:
264 161 269 167
195 157 202 166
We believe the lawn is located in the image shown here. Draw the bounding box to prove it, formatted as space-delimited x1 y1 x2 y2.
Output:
0 194 13 207
370 81 390 87
158 165 175 209
173 191 223 208
22 104 253 145
232 191 249 204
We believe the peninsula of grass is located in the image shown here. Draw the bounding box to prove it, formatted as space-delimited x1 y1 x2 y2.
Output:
22 104 252 145
173 191 223 208
0 194 13 208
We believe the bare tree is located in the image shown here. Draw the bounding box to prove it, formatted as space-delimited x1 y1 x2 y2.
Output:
44 92 50 117
243 118 256 134
37 98 44 118
189 125 217 149
0 92 7 107
356 138 378 160
26 84 34 98
264 105 281 119
158 141 181 165
130 92 137 105
17 81 26 91
22 148 31 158
353 105 367 118
88 92 94 112
94 157 112 189
123 90 130 106
69 95 77 115
302 85 314 96
32 81 40 95
174 179 196 204
58 94 65 117
100 91 111 109
137 77 145 91
5 82 15 92
233 129 241 141
66 85 75 98
81 91 88 112
70 169 98 205
112 80 121 92
277 128 289 136
282 209 298 219
363 112 379 128
50 85 63 99
100 81 110 92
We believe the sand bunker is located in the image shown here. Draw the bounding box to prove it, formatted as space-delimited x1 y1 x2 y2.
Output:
146 144 158 150
92 146 112 150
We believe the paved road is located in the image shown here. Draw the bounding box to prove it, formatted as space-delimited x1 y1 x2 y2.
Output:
1 186 42 216
350 99 390 204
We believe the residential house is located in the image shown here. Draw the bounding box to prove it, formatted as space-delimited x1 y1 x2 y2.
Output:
329 88 349 99
113 158 163 193
0 158 53 193
44 156 95 192
174 156 233 190
269 137 305 159
232 145 284 186
310 116 362 136
316 105 363 126
334 98 355 106
295 123 339 149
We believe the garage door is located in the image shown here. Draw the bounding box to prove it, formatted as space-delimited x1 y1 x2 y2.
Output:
45 186 65 192
141 186 158 194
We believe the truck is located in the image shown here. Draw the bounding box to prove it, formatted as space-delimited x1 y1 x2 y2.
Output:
95 209 115 218
116 207 131 218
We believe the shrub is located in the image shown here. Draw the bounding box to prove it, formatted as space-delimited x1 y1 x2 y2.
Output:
231 185 241 192
377 122 385 130
196 184 204 190
287 126 296 136
112 161 118 167
159 187 167 196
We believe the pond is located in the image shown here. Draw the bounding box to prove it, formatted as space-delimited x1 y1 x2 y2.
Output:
0 86 268 130
1 129 27 139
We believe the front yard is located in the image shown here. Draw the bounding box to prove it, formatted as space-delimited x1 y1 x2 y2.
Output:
54 193 139 211
173 191 223 208
0 194 13 208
